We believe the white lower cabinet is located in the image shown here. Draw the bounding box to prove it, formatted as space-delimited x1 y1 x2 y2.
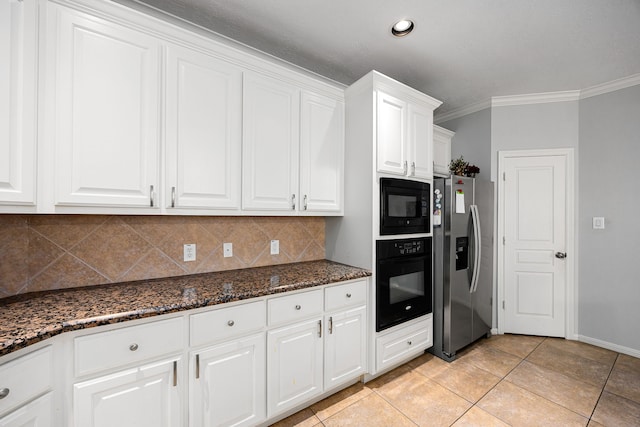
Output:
376 316 432 373
190 333 266 427
73 356 182 427
0 392 53 427
0 279 369 427
267 317 324 417
324 305 367 389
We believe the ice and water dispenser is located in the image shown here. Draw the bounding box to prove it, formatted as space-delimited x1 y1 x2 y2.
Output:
455 237 469 271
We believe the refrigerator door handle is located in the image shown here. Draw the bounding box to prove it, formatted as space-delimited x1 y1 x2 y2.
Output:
470 204 482 293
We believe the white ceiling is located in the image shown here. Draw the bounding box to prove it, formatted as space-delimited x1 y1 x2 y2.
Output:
132 0 640 115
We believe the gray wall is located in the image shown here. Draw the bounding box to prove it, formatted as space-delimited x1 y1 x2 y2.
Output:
491 101 580 181
439 108 492 181
440 88 640 353
578 85 640 351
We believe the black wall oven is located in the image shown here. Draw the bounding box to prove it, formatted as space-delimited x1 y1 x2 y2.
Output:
380 178 430 235
376 237 432 332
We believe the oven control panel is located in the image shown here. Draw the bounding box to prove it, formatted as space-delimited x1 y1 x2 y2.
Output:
377 238 427 258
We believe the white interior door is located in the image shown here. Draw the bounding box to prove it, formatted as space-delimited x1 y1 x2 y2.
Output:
499 150 573 337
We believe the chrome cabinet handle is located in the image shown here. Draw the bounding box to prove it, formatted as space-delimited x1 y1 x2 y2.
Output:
171 186 176 208
195 354 200 379
346 293 352 298
329 316 333 334
173 361 177 387
149 185 155 207
129 343 139 351
555 252 567 259
0 388 9 399
411 161 416 176
295 304 301 310
227 320 235 326
403 160 408 175
318 320 322 338
291 194 296 210
303 194 308 210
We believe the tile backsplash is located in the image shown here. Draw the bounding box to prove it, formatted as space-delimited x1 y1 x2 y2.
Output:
0 215 325 298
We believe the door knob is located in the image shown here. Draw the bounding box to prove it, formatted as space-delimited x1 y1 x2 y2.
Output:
555 252 567 259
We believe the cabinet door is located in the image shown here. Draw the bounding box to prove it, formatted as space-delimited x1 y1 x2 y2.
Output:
73 357 181 427
0 393 53 427
190 333 265 427
299 91 344 213
408 102 434 179
243 71 299 211
50 5 161 208
376 90 407 176
433 125 453 177
267 318 323 417
324 305 367 389
0 0 36 207
165 44 242 210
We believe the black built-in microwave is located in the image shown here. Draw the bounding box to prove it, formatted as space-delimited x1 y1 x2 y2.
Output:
380 178 430 235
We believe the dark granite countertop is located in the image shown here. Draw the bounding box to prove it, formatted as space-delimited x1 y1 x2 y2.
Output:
0 260 370 357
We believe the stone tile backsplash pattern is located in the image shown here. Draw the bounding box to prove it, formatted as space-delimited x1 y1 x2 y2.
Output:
0 215 325 297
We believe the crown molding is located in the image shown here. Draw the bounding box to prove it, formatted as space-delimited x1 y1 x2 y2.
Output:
434 99 491 124
435 73 640 123
580 73 640 99
491 90 580 107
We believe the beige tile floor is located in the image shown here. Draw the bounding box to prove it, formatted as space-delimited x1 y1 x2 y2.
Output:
270 335 640 427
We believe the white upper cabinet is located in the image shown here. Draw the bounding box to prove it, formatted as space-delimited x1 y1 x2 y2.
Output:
165 44 242 211
374 73 440 180
21 0 344 215
376 91 408 176
0 0 37 209
242 71 300 212
300 91 344 213
47 4 161 209
433 125 454 177
408 102 434 179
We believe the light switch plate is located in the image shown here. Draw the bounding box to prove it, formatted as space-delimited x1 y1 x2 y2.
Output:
270 240 279 255
593 217 605 229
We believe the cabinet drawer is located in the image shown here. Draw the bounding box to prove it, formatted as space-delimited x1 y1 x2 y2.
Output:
0 346 53 416
74 317 183 377
376 316 432 372
267 289 323 326
190 300 266 347
325 279 367 312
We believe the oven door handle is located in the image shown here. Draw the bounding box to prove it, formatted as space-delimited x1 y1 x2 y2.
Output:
470 204 481 293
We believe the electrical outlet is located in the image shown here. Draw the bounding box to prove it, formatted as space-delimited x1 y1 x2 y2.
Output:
223 242 233 258
183 244 196 262
270 240 279 255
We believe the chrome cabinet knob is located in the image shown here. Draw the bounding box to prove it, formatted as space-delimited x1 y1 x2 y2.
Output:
555 252 567 259
295 305 301 310
346 293 352 298
129 343 139 352
407 341 412 346
0 388 9 399
227 320 235 327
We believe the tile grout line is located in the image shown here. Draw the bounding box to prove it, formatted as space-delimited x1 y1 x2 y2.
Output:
588 351 620 423
512 337 613 422
446 336 549 426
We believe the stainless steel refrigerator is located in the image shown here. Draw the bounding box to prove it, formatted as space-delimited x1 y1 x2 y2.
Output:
431 176 494 362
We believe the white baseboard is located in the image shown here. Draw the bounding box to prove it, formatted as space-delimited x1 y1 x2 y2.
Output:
576 335 640 358
491 328 499 336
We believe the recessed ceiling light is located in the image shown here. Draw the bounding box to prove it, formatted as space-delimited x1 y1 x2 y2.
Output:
391 19 414 37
